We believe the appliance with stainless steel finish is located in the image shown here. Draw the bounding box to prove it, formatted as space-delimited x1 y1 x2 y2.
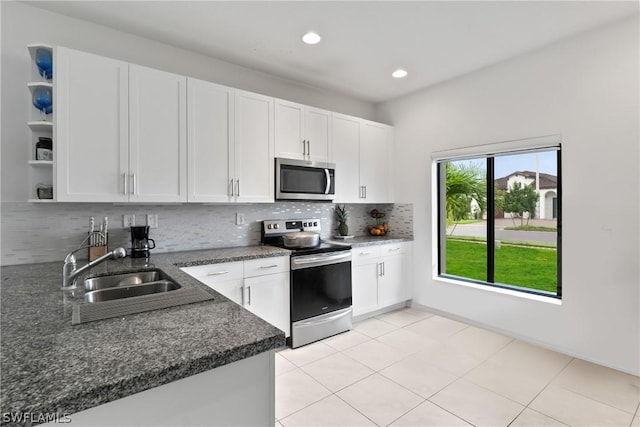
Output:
262 218 352 348
275 158 336 201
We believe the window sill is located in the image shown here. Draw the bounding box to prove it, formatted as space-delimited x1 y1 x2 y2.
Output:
433 275 562 305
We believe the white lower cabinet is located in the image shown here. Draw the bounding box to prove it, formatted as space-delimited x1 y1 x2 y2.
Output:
181 256 290 337
54 351 275 427
244 272 290 337
352 242 411 317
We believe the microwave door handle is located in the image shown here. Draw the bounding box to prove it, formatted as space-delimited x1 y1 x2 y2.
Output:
324 169 331 194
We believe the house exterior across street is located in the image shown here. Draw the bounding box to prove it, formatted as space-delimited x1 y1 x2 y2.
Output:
495 171 558 220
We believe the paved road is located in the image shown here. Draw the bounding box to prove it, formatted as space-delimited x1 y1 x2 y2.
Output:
446 220 557 244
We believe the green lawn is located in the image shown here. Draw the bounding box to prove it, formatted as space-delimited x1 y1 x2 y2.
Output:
444 239 557 293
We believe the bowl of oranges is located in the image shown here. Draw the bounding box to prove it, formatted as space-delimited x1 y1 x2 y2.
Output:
368 209 388 236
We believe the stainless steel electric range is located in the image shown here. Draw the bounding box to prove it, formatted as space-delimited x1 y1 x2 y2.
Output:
261 219 352 348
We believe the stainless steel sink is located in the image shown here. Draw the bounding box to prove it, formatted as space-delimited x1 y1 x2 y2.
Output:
84 280 181 303
84 269 172 291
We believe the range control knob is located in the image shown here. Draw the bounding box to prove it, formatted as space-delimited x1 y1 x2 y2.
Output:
267 224 272 229
303 222 308 227
274 224 280 229
313 221 318 226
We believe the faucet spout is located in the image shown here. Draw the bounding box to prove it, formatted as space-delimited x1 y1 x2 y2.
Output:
62 247 127 290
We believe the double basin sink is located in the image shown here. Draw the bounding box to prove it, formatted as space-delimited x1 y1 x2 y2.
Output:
84 269 181 303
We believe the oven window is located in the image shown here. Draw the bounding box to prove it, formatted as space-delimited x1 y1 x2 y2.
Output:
291 261 352 322
281 165 334 194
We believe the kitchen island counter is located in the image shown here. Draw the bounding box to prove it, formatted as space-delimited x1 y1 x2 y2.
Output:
0 245 289 425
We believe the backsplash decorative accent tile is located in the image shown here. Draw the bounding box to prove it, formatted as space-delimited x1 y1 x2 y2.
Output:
1 202 412 265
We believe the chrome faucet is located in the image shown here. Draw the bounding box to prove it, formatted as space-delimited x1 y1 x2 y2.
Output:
62 247 126 290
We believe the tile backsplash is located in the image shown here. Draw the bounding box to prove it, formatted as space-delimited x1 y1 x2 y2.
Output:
1 202 413 265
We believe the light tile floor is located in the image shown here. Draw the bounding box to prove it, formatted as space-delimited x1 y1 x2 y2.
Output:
275 307 640 427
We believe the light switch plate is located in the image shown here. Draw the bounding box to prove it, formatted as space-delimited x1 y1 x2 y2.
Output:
122 214 135 228
236 213 245 225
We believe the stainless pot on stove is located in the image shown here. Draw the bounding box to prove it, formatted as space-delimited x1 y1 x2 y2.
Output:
283 231 320 248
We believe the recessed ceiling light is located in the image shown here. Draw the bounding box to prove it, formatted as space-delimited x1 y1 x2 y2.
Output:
302 32 322 45
392 69 408 79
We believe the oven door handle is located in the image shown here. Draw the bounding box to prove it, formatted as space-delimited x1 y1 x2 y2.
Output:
291 251 351 270
295 308 352 327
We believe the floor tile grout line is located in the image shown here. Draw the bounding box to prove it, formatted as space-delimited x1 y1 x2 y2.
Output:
540 356 640 416
423 398 478 427
514 355 576 426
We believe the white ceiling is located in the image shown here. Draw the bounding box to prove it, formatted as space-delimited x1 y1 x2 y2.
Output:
25 1 639 104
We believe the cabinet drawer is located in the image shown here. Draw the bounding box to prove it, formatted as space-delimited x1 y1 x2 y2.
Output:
352 246 382 265
244 256 289 278
380 242 407 256
180 261 244 284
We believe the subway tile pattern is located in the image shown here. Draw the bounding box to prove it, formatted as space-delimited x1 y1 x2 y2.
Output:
1 202 413 265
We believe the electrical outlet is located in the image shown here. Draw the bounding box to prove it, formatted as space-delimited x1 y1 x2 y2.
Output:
122 214 136 228
146 214 158 229
236 213 245 225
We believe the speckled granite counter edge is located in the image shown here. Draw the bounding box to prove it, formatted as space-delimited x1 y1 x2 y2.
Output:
0 245 290 424
329 236 414 247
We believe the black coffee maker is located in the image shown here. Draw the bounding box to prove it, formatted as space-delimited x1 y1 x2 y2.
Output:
130 226 156 258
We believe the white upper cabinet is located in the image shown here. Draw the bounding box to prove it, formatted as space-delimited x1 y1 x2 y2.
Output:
187 78 234 203
55 48 187 203
234 90 274 203
129 65 187 203
359 120 393 203
55 47 129 202
332 113 394 203
332 113 361 203
50 45 392 204
275 99 331 162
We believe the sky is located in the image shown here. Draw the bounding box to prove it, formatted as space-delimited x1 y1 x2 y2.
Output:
454 151 557 179
494 151 557 179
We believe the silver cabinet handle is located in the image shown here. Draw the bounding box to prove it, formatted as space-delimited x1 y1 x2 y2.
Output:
307 140 311 157
382 261 385 276
363 185 367 199
228 180 234 197
359 186 364 199
246 285 251 305
377 262 383 277
241 285 245 305
207 271 229 276
302 140 307 156
260 264 279 269
235 179 240 197
130 174 136 195
123 174 128 195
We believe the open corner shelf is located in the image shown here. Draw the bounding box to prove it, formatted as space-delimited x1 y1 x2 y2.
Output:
28 160 53 167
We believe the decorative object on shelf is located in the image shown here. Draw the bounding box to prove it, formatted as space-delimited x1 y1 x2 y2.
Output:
35 137 53 160
32 86 52 117
335 204 349 236
35 47 53 79
36 183 53 199
368 208 388 236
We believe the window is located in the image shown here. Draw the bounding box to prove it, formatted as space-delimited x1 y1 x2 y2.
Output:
434 137 562 298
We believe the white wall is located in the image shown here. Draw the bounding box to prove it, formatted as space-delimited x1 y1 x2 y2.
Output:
0 1 374 202
376 16 639 374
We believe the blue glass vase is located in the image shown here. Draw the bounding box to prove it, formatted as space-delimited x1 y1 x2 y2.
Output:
32 87 52 118
35 48 52 80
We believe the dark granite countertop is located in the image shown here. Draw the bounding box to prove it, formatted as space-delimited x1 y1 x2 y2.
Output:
0 245 290 424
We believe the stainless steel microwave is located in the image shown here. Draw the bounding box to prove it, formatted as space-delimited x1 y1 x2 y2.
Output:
275 158 335 201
